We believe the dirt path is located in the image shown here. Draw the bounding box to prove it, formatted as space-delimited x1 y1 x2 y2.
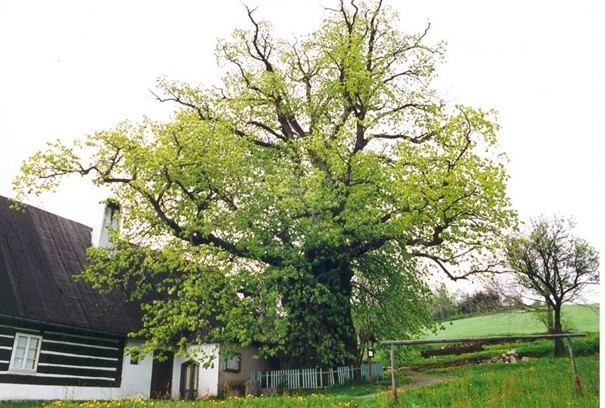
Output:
398 374 454 391
356 375 454 400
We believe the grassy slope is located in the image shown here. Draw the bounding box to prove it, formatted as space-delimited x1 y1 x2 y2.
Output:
399 305 602 407
429 304 600 338
12 355 599 407
7 306 599 407
395 355 600 408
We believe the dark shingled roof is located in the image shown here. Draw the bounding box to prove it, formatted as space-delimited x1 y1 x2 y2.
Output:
0 195 143 336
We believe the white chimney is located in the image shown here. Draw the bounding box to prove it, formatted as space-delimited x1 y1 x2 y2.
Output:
98 201 120 248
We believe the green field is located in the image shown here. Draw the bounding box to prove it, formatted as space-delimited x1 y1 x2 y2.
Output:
429 304 600 338
4 306 600 407
8 352 599 407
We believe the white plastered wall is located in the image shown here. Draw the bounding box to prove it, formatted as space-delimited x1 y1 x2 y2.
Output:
171 343 220 399
117 339 153 398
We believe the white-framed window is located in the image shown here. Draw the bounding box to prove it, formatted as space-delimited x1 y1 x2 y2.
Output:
9 333 42 372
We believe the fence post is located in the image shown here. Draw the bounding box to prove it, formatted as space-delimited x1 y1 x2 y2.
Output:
390 344 398 403
565 336 583 394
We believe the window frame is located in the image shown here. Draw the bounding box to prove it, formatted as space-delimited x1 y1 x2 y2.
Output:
9 333 43 373
223 352 241 373
129 352 141 365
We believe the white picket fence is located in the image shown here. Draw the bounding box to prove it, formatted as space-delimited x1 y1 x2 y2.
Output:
251 362 384 390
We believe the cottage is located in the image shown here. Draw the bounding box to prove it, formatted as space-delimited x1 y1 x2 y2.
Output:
0 196 270 400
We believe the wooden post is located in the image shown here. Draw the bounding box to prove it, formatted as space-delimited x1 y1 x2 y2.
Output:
390 344 398 403
368 354 373 382
565 336 583 394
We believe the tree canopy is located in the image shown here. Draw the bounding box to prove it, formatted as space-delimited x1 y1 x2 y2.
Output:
503 215 599 356
14 0 514 368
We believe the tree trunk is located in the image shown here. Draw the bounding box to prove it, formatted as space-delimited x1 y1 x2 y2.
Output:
278 255 358 369
545 297 554 333
553 305 564 357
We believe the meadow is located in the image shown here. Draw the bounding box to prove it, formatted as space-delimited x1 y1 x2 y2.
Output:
5 351 599 407
429 304 600 338
3 305 599 407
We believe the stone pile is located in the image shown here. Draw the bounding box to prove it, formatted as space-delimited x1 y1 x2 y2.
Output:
487 350 531 364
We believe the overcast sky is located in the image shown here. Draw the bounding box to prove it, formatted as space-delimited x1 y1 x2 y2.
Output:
0 0 601 298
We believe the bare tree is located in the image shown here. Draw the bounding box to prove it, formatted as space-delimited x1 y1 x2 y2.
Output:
503 216 599 356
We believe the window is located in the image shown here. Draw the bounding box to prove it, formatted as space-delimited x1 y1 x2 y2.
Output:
9 333 42 372
129 352 140 365
223 353 241 373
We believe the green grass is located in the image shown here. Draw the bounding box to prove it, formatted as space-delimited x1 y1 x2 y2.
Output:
4 352 598 407
402 332 599 367
430 304 599 338
393 354 599 408
2 307 599 407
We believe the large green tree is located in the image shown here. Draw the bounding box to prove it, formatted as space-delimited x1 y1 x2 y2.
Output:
14 0 514 368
